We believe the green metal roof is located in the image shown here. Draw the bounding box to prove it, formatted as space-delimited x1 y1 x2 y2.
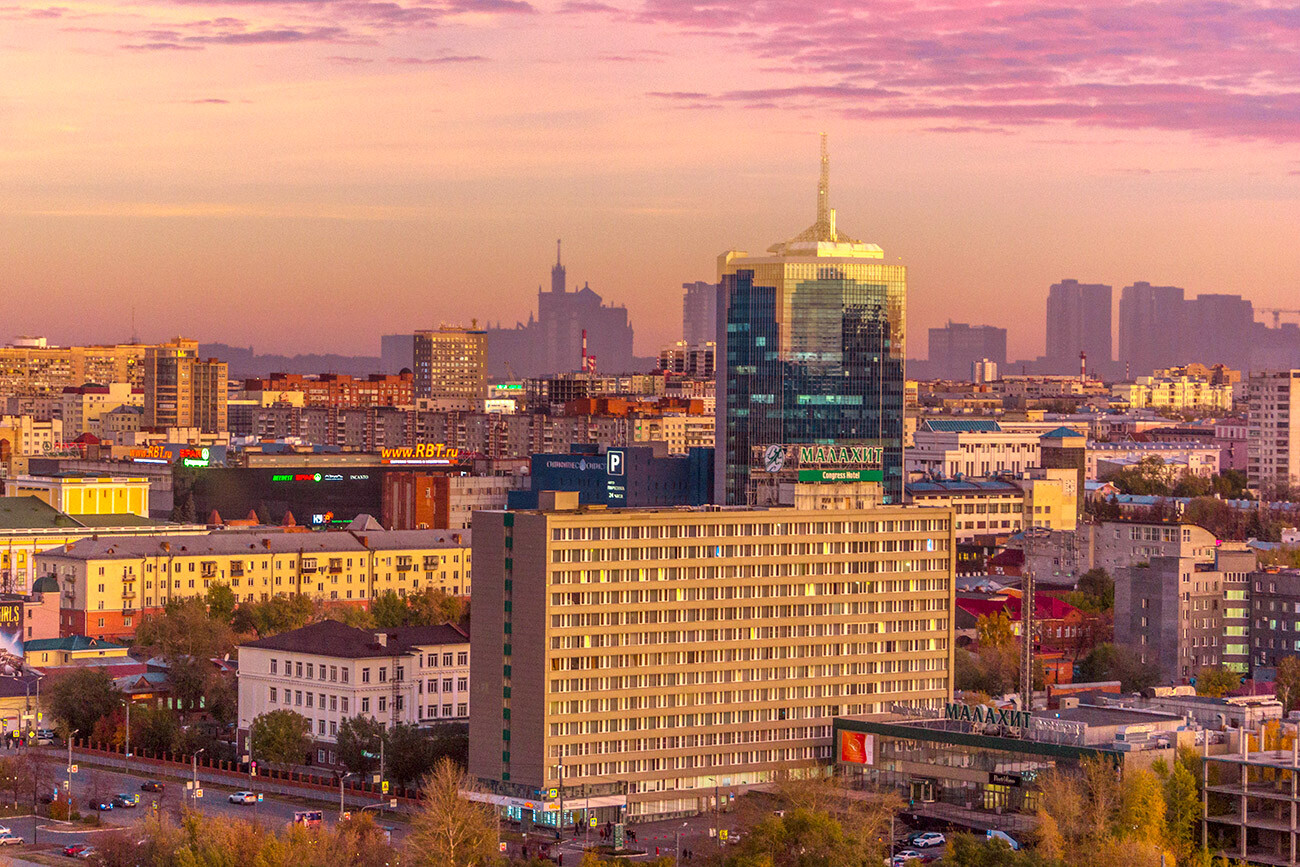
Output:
922 420 1002 433
0 497 84 530
25 636 128 653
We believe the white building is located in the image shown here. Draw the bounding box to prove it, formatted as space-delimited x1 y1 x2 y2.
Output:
237 620 470 769
1248 370 1300 494
907 420 1042 478
1087 441 1220 481
59 383 142 439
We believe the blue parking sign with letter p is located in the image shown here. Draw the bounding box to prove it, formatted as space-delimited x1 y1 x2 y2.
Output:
607 450 624 476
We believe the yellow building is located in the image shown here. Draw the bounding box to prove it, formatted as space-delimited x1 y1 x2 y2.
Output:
414 327 487 408
36 528 472 641
1111 374 1234 412
25 635 129 666
469 497 955 821
631 414 715 454
5 474 150 519
1020 467 1079 533
0 341 148 397
142 339 228 434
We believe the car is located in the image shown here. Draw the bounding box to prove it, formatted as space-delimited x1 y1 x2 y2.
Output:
910 832 946 848
892 850 924 867
74 846 97 860
229 791 257 804
141 780 165 792
35 729 56 745
113 793 137 808
40 787 58 804
87 798 114 811
986 829 1019 850
62 844 88 857
0 826 10 836
0 833 22 846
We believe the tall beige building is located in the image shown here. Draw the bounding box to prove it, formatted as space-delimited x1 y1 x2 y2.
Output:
142 339 228 434
0 341 148 396
413 327 487 409
1248 370 1300 494
469 497 955 822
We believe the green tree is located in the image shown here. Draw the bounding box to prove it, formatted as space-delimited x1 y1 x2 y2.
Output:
249 709 311 768
135 596 235 660
1077 643 1160 692
371 591 410 628
233 595 314 638
130 703 180 755
404 757 500 867
47 667 121 738
1161 760 1201 863
407 587 467 626
1195 665 1240 698
1077 568 1114 610
206 583 237 624
1276 656 1300 712
1109 455 1174 496
336 714 386 776
977 611 1015 653
387 722 437 788
723 808 882 867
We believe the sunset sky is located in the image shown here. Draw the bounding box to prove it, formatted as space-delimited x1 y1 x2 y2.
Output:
4 0 1298 362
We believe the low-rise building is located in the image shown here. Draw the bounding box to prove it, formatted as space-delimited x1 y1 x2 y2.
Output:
25 635 129 667
1111 374 1234 412
5 473 150 519
36 528 472 640
907 420 1042 478
1087 441 1221 480
237 619 470 768
383 473 528 531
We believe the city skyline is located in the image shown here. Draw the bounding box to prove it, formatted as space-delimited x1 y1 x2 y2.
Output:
4 0 1298 361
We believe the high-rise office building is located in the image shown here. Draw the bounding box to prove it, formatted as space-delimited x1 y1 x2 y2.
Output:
1044 279 1112 375
413 326 487 408
927 322 1006 380
469 496 955 822
681 281 719 347
1247 370 1300 494
1117 282 1185 377
716 137 906 504
142 338 227 433
1186 294 1256 372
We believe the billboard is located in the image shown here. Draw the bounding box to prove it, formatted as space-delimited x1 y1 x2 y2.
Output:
0 602 23 672
838 730 874 765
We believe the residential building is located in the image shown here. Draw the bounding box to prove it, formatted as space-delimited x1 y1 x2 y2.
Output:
240 372 414 409
237 620 470 768
1045 279 1112 375
100 405 143 444
906 420 1041 479
0 416 64 461
379 334 415 375
716 137 906 504
1117 282 1185 377
413 327 487 408
4 473 150 519
25 635 129 667
469 498 955 822
1018 519 1221 588
1248 370 1300 494
927 322 1007 381
908 478 1026 541
142 339 228 434
0 341 148 397
35 528 472 640
1114 548 1254 681
681 281 718 348
1112 374 1233 412
1248 568 1300 671
658 341 715 379
1089 442 1221 481
1185 293 1256 372
59 383 141 439
630 413 715 454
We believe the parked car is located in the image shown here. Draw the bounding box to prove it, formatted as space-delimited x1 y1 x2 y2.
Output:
141 780 165 792
910 832 946 848
230 791 257 805
62 844 88 857
35 729 56 745
0 832 21 846
74 846 97 860
113 793 138 808
88 797 114 811
986 830 1019 850
892 850 924 867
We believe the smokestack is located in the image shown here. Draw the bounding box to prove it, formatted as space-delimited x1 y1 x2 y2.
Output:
1079 351 1087 383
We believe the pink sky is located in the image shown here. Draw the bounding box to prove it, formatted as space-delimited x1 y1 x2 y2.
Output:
3 0 1298 361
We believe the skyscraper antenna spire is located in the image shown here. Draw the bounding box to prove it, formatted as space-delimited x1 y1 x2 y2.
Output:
817 132 829 232
556 238 562 266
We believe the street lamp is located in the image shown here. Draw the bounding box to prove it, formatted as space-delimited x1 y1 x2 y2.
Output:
339 771 357 821
191 748 205 807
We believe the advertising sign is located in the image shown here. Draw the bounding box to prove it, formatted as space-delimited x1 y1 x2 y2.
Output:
0 603 23 670
838 730 874 765
380 444 461 465
129 444 227 467
944 702 1031 730
758 443 884 475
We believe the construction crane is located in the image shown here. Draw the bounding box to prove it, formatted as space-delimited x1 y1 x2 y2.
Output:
1258 308 1300 328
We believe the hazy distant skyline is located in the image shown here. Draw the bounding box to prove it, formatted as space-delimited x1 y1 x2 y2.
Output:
4 0 1298 361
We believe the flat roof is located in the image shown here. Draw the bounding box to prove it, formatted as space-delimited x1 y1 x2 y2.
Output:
38 528 470 561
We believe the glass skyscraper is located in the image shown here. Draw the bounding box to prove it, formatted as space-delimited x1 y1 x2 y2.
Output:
715 137 906 504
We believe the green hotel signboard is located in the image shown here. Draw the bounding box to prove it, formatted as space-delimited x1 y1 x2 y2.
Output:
797 469 884 483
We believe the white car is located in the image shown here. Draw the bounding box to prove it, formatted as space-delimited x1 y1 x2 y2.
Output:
229 791 257 804
892 851 924 867
0 832 21 846
911 832 946 848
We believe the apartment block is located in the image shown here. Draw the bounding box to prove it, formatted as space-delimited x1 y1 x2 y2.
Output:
413 327 487 408
142 339 228 434
1248 370 1300 494
237 620 469 768
469 500 955 822
1114 548 1254 681
1248 568 1300 671
35 528 471 640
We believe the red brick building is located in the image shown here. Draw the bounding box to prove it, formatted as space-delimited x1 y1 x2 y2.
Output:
244 371 414 408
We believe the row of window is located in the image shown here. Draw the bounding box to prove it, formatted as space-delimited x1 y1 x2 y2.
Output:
550 519 948 542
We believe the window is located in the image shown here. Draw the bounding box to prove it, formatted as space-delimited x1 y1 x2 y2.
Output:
457 677 467 691
330 695 337 712
457 652 468 666
379 667 388 683
443 678 453 692
443 653 453 666
396 696 404 712
379 696 388 713
284 660 292 678
318 748 326 763
306 693 314 708
457 703 467 717
341 668 349 684
361 698 370 714
362 668 370 684
306 664 314 679
296 662 303 678
330 720 337 736
442 704 452 717
270 687 277 703
271 660 278 675
341 697 349 713
330 666 337 682
318 719 326 735
295 691 303 706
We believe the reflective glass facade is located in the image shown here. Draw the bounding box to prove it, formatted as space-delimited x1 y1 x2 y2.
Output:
717 256 906 505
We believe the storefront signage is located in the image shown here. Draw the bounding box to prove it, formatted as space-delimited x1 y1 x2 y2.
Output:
380 444 461 465
130 444 224 467
944 702 1031 730
838 730 875 765
760 443 885 474
988 772 1022 787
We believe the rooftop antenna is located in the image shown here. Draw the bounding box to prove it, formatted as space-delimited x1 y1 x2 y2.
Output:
817 132 830 236
130 305 139 345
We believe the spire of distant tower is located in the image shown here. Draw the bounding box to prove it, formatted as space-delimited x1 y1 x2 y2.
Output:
816 132 829 233
551 238 567 293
